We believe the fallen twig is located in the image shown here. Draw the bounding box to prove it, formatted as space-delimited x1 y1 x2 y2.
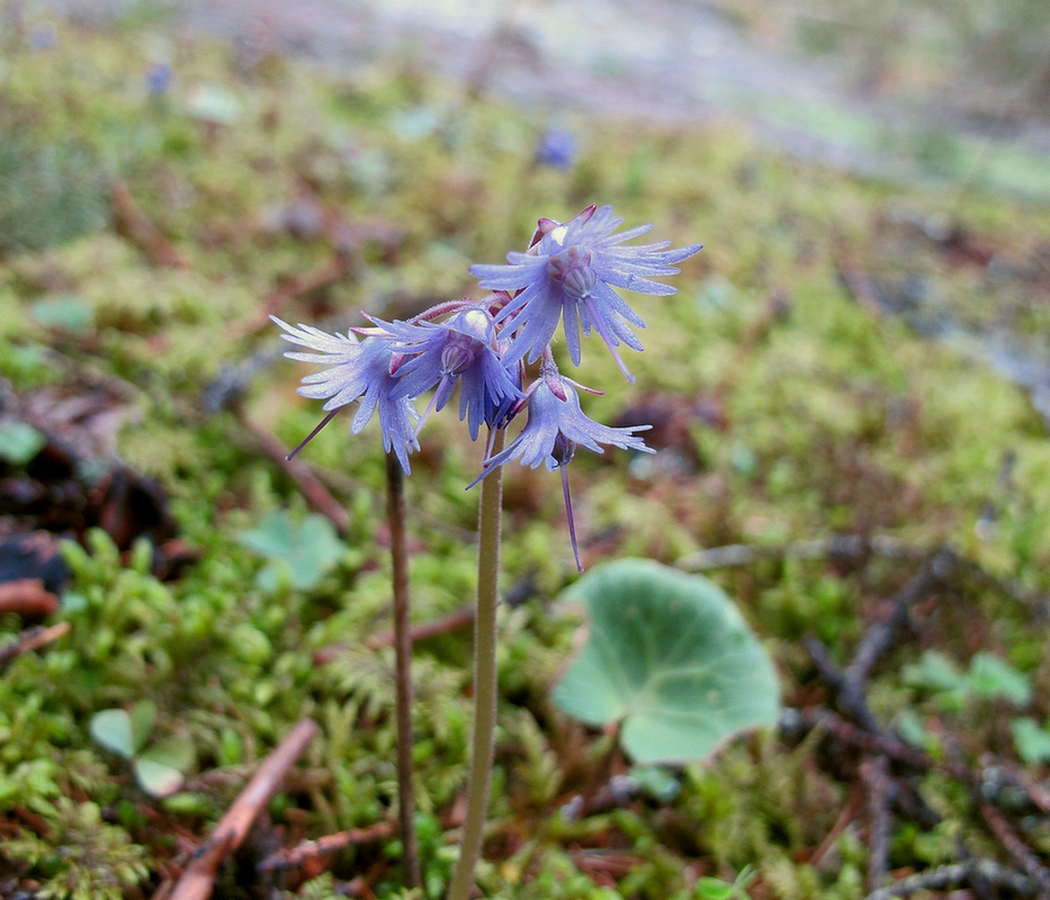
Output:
863 859 1037 899
257 820 396 872
979 803 1050 896
0 622 70 674
0 578 60 619
862 756 896 893
231 254 351 341
845 548 956 687
111 180 190 269
365 606 474 652
161 718 320 900
674 534 916 573
807 783 864 868
239 411 350 534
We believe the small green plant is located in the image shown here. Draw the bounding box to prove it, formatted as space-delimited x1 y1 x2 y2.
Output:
903 650 1031 711
551 559 780 763
89 700 194 797
3 798 149 900
1011 717 1050 765
695 864 756 900
239 509 348 591
0 419 47 465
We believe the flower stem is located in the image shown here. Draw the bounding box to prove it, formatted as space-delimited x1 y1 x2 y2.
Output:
385 452 421 890
447 427 506 900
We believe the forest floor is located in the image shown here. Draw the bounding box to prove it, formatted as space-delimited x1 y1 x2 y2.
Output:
2 5 1050 900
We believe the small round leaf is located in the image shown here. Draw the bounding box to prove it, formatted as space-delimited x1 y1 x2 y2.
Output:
89 709 136 759
552 559 780 764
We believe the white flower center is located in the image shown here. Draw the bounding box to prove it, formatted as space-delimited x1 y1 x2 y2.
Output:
547 246 596 299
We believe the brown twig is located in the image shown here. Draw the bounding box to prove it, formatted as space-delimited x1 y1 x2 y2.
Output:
257 820 397 872
797 708 945 775
239 411 350 534
231 254 351 340
0 622 70 673
674 534 917 573
364 606 475 652
0 578 60 619
805 637 882 735
845 548 956 687
162 718 319 900
807 783 864 867
111 180 190 269
862 756 897 893
863 859 1037 899
979 803 1050 895
806 548 956 733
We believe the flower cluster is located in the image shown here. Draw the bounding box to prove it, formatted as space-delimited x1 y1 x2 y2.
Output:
275 205 701 569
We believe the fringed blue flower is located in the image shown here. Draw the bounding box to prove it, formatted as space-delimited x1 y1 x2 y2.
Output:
470 205 701 382
272 316 420 473
470 364 654 570
378 307 523 440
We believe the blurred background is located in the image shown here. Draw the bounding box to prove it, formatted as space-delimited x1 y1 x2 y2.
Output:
28 0 1050 199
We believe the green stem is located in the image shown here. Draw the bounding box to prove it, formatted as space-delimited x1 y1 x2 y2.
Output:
386 452 421 890
447 428 506 900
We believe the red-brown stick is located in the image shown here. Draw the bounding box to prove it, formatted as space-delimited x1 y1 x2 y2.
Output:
163 718 319 900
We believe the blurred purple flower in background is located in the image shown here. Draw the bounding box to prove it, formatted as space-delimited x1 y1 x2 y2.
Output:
146 62 173 97
535 128 577 170
29 21 57 50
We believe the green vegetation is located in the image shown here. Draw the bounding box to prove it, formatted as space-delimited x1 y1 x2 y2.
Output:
2 10 1050 900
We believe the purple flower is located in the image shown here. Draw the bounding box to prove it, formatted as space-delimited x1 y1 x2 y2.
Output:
471 365 654 570
272 317 420 473
470 205 701 382
147 62 173 97
535 129 577 170
377 306 523 440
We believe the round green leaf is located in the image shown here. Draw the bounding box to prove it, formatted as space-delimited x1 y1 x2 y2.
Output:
133 758 185 798
551 559 780 764
128 700 157 753
240 511 346 591
134 735 194 797
0 420 46 465
89 709 136 759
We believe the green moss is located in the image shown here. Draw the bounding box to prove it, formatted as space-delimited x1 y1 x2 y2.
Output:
2 11 1050 898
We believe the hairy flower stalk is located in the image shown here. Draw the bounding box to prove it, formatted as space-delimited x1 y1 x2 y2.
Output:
273 205 699 897
446 427 505 900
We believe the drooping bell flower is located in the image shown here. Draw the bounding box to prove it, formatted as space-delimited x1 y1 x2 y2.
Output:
471 362 654 570
272 316 420 473
377 306 523 440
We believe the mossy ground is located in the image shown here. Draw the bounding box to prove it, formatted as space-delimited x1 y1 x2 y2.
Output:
2 11 1050 900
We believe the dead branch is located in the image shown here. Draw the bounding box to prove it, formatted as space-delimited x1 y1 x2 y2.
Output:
845 547 956 686
0 622 70 674
365 606 474 652
807 783 864 868
239 411 350 534
674 534 916 572
231 254 351 341
161 718 319 900
864 859 1037 899
0 578 60 619
862 756 896 893
111 180 190 269
979 803 1050 895
258 820 396 872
